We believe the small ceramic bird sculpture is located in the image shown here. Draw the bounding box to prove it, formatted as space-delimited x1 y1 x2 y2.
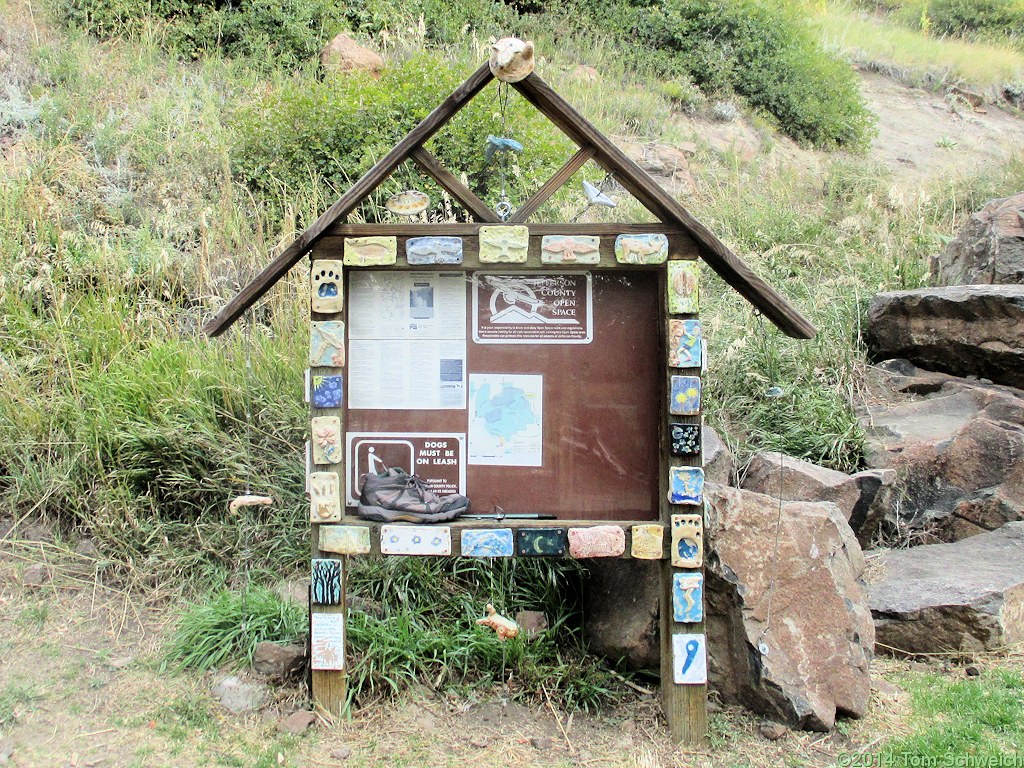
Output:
476 603 519 640
489 37 535 83
582 180 617 208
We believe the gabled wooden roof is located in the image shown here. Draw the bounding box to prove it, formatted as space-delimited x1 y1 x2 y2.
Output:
202 61 816 339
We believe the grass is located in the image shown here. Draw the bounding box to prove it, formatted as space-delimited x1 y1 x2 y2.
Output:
0 684 41 733
816 3 1024 88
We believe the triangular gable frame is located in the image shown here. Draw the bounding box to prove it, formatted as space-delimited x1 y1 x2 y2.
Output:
202 62 815 340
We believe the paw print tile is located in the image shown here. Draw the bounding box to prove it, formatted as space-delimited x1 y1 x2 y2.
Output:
311 260 344 314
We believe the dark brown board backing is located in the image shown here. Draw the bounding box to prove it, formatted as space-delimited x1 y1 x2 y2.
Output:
344 269 661 521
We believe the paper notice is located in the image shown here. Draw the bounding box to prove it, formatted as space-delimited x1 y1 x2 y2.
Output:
468 373 543 466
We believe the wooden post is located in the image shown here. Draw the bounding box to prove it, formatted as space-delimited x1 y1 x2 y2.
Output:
659 240 708 746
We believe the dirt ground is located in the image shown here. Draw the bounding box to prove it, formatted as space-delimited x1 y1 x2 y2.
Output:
1 535 923 768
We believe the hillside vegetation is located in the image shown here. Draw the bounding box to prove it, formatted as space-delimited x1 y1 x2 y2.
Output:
3 0 1024 710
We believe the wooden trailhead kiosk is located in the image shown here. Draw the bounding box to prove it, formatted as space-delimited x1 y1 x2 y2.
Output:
203 38 815 746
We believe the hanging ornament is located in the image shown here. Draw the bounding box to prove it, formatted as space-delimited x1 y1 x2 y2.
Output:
488 37 536 83
385 189 430 216
582 180 617 208
485 134 524 164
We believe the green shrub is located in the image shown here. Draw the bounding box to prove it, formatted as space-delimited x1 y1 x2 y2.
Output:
581 0 876 149
923 0 1024 43
230 54 575 221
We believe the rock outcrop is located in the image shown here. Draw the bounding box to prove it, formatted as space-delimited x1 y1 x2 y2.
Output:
320 33 384 77
252 641 306 679
702 425 735 486
934 192 1024 285
581 559 660 670
865 285 1024 389
868 522 1024 654
705 485 874 731
859 360 1024 541
740 452 895 545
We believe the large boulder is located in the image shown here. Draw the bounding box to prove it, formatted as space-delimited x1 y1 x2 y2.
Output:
582 559 659 670
702 425 735 486
320 33 384 78
740 452 895 545
865 285 1024 389
935 192 1024 285
868 522 1024 654
705 485 874 731
859 360 1024 541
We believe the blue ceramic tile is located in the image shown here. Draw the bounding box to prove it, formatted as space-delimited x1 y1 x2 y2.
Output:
311 375 343 409
309 321 345 368
672 633 707 684
461 528 514 558
669 466 705 505
670 424 701 456
671 514 704 568
670 376 701 416
406 236 464 265
516 528 567 557
311 558 342 605
668 319 702 369
672 572 704 623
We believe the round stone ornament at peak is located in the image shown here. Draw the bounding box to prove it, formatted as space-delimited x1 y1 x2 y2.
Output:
489 37 535 83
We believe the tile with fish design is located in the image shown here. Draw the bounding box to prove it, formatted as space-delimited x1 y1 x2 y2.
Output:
672 633 707 685
310 612 345 670
311 375 343 409
309 321 345 368
669 466 704 506
343 236 397 267
540 235 600 265
672 572 704 623
319 525 371 555
568 526 625 558
630 524 665 559
670 375 701 416
311 558 343 606
667 260 699 314
668 319 702 369
516 527 567 557
406 236 463 265
669 423 701 456
479 225 529 263
310 260 344 314
309 471 341 522
311 416 342 465
461 528 514 558
614 233 668 264
671 513 703 568
380 525 452 556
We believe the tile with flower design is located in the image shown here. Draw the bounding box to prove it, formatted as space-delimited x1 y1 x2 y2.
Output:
311 416 342 465
310 321 346 368
668 319 702 369
670 375 701 416
380 525 452 556
668 261 699 314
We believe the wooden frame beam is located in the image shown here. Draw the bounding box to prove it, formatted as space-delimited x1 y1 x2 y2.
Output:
509 146 595 223
409 146 500 223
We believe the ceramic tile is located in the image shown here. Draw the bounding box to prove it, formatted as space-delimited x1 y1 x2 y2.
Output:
311 417 342 465
669 423 701 456
309 321 346 368
671 513 703 568
614 233 668 264
380 525 452 556
668 319 702 368
568 526 625 558
672 572 704 623
516 527 567 557
310 260 344 313
343 236 397 266
672 633 707 684
311 558 343 606
461 529 514 558
310 612 345 670
311 375 344 409
540 235 600 265
669 466 704 506
309 471 341 522
670 375 701 416
667 261 699 314
406 236 463 265
479 225 529 263
630 524 665 559
319 525 371 555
